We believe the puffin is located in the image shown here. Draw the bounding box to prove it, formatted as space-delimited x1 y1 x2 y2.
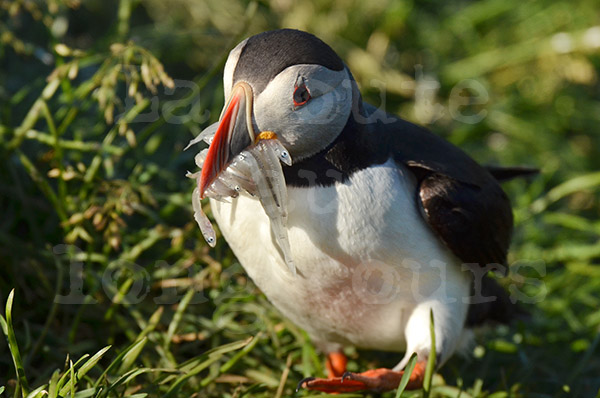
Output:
195 29 527 393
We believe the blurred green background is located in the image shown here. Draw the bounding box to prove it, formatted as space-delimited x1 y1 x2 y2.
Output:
1 0 599 397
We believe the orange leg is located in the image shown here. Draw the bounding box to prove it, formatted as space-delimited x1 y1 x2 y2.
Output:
326 352 348 378
298 360 426 393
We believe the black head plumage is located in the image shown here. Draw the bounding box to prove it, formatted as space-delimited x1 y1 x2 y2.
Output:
233 29 344 93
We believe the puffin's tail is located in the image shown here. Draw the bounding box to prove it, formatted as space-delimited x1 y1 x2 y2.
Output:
465 276 529 327
485 166 539 182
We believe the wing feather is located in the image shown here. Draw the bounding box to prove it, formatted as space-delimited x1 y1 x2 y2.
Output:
387 118 514 270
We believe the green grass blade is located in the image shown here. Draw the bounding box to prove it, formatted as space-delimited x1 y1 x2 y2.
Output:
117 337 148 374
107 368 174 394
159 338 250 383
94 307 163 388
71 360 76 398
422 309 436 398
531 171 600 214
0 316 6 343
57 354 89 392
1 290 29 397
138 306 163 341
395 352 418 398
164 288 195 351
48 369 61 398
24 385 47 398
72 388 97 398
162 336 253 397
58 346 111 397
200 332 263 387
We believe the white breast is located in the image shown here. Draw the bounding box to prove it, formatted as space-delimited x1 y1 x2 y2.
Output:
210 159 470 359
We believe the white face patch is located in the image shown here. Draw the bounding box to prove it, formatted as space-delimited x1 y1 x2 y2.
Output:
251 64 354 161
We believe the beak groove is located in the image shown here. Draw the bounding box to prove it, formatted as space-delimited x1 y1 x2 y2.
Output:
199 82 255 198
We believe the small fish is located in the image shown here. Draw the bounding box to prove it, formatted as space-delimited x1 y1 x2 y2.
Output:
186 130 296 275
191 187 216 247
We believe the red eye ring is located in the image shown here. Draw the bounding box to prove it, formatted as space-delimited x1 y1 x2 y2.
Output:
293 84 311 107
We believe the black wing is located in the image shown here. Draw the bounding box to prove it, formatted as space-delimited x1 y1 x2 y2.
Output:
415 171 512 269
389 119 514 270
384 116 527 325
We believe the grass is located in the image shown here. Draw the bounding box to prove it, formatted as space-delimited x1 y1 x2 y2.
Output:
1 0 600 397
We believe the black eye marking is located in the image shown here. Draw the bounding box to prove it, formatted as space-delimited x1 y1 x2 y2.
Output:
293 84 311 107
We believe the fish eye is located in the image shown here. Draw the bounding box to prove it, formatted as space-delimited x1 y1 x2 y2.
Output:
293 84 311 107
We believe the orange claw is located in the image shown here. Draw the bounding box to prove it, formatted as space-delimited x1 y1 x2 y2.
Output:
298 361 427 393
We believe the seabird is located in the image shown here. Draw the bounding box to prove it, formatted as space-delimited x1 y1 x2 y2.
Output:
194 28 529 393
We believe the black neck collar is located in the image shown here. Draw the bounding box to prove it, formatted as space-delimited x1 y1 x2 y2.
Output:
282 104 391 187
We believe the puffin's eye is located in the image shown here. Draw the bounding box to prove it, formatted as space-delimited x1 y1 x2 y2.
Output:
293 84 311 107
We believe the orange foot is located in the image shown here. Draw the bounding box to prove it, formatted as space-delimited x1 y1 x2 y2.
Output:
298 354 426 393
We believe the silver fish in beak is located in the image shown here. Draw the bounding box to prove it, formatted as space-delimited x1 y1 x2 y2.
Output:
186 88 296 274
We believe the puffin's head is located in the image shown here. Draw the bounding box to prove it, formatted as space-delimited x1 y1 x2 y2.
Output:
199 29 355 196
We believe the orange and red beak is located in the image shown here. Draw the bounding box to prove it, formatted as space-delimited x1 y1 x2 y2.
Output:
199 82 256 198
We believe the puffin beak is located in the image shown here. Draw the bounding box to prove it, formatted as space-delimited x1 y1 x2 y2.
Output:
199 82 256 198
